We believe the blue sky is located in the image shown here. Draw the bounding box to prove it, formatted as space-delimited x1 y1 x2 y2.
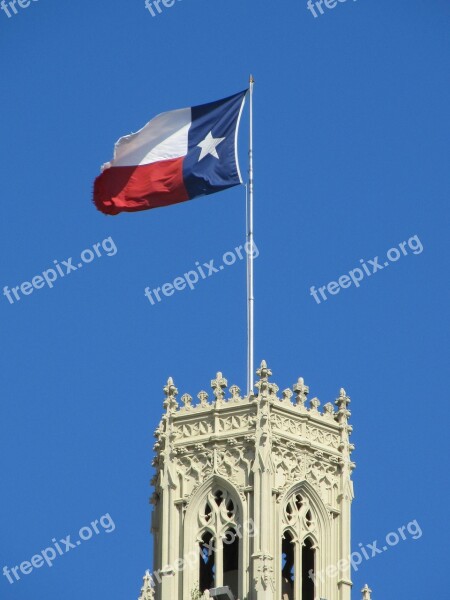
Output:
1 0 449 598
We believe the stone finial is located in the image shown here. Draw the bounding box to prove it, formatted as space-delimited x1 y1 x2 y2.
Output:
336 387 350 408
337 388 350 404
256 359 272 381
197 390 209 408
323 402 335 419
163 377 178 412
211 372 228 401
181 393 193 410
293 377 309 408
229 384 241 401
268 382 279 399
138 570 154 600
361 584 372 600
282 388 293 404
310 397 321 413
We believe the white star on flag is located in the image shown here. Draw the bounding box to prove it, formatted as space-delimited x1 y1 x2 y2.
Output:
197 131 226 161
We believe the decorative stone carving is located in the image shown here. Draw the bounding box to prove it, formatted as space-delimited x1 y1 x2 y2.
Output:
305 460 339 507
323 402 335 420
173 418 213 439
163 377 178 412
305 425 340 449
181 393 193 410
229 384 241 402
253 553 275 593
281 388 293 406
256 359 272 381
197 390 209 408
271 413 302 436
211 372 227 405
282 492 317 537
335 387 351 420
309 397 321 414
175 451 214 498
268 382 279 399
150 362 355 600
138 570 155 600
216 446 254 488
293 376 309 409
198 488 239 535
218 412 252 432
273 446 306 489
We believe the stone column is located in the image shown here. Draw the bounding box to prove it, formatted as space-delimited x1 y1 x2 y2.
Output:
336 389 354 600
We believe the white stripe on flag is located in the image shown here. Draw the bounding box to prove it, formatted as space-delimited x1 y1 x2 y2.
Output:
104 107 191 169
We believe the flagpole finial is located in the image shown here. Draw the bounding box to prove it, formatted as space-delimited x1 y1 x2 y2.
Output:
249 74 255 84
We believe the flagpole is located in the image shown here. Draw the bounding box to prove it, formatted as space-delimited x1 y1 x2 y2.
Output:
247 75 255 394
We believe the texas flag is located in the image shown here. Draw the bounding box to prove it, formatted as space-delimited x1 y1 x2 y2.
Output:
93 90 248 215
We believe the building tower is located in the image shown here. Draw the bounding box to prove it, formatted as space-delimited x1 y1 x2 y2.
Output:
149 361 357 600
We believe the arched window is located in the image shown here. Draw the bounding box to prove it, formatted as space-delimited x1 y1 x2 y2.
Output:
302 537 315 600
223 528 239 596
281 531 295 600
199 531 215 592
282 492 317 600
198 488 240 597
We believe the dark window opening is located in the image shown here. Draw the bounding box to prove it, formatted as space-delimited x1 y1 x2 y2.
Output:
282 531 295 600
213 490 224 506
204 503 212 522
223 528 239 598
302 537 315 600
199 532 215 593
226 499 235 518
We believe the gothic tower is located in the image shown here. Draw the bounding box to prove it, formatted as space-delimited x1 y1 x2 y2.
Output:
148 361 358 600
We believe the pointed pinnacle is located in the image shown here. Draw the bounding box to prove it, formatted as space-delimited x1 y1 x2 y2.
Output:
256 359 272 380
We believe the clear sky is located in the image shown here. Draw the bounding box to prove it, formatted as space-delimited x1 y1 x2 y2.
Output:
1 0 449 598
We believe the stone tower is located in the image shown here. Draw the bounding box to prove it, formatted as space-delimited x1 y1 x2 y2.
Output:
148 361 357 600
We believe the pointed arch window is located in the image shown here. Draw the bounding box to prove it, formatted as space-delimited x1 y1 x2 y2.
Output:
199 531 215 592
302 537 315 600
198 488 240 598
281 531 295 600
282 493 317 600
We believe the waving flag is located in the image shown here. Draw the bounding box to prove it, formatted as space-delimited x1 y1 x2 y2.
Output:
94 90 247 215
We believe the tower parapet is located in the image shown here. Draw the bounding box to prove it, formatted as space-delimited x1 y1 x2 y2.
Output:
151 361 355 600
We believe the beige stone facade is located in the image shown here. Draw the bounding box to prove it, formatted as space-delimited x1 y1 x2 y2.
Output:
140 361 373 600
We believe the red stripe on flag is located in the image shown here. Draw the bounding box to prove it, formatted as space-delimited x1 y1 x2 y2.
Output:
93 157 189 215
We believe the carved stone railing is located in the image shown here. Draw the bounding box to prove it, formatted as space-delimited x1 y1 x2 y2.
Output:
154 361 353 454
151 361 355 511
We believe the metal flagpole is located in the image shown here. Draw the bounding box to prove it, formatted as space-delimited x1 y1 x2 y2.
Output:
247 75 255 394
